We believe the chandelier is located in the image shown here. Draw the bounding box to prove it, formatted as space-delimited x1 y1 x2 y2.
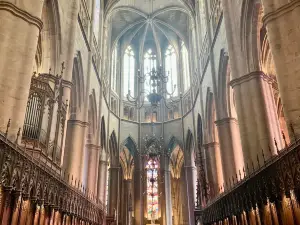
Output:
126 66 176 109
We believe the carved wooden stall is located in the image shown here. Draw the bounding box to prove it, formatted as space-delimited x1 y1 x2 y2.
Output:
0 132 105 225
195 136 300 225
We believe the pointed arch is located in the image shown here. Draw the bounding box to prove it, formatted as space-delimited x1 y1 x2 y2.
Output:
119 143 135 180
121 136 138 157
168 136 184 179
186 129 194 155
205 88 217 143
167 136 182 154
109 131 118 166
217 49 230 118
87 89 98 143
100 117 106 150
70 52 85 120
240 0 263 72
40 0 62 72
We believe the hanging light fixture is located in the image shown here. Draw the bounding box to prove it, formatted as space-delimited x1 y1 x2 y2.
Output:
126 66 176 109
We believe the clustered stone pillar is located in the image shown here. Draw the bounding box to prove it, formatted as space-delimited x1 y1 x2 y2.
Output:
122 179 132 225
160 155 173 225
184 158 197 225
0 1 43 141
86 144 100 194
97 160 108 203
133 158 144 225
108 166 120 218
262 0 300 139
204 142 224 195
215 118 244 183
63 120 89 182
230 72 283 168
164 169 173 225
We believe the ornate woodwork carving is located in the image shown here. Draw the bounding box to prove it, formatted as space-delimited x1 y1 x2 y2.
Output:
195 140 300 225
0 133 105 224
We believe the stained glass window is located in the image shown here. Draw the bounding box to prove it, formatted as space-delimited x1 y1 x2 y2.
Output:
144 49 157 97
146 158 159 220
93 0 100 40
111 46 118 91
123 46 135 97
181 42 190 91
165 45 178 97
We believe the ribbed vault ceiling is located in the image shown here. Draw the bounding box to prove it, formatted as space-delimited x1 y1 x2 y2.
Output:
106 0 195 60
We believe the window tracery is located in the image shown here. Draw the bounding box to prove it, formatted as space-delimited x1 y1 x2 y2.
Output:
123 46 135 97
181 42 190 91
93 0 100 40
111 46 118 91
165 45 178 97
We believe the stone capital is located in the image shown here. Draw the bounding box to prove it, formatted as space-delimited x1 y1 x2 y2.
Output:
85 144 101 151
263 0 300 25
203 142 220 149
109 166 121 170
230 71 271 88
215 117 238 126
99 160 109 166
67 120 89 127
123 179 132 183
0 1 43 30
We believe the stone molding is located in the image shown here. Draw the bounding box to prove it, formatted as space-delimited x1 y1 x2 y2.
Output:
263 0 300 25
110 166 121 170
99 160 109 166
215 117 238 126
85 144 101 151
230 71 271 88
67 119 89 127
203 142 220 149
0 1 43 30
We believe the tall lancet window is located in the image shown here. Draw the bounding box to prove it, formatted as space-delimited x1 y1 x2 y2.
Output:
181 42 190 91
93 0 100 40
123 46 135 97
146 158 159 220
165 45 178 97
111 46 118 91
144 49 157 96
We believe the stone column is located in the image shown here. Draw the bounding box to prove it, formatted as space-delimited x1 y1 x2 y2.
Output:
63 120 89 182
123 179 132 225
164 169 173 225
230 72 283 168
204 142 224 196
133 167 144 225
0 1 43 141
97 160 108 203
262 0 300 139
184 164 197 225
108 167 120 217
86 144 100 194
215 118 244 183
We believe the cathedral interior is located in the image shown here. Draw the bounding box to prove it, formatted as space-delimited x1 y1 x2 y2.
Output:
0 0 300 225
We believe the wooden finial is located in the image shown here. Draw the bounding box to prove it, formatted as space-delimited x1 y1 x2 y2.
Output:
262 149 266 164
274 138 279 154
61 62 65 76
15 128 21 144
282 130 288 148
290 123 297 142
5 119 11 138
